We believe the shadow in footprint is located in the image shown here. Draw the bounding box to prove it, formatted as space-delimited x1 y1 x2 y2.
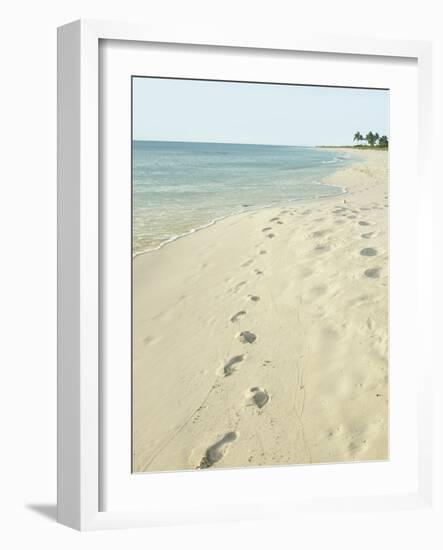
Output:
230 311 246 323
232 281 247 293
364 267 381 278
247 387 269 409
223 355 244 376
198 432 238 469
314 244 330 253
361 232 374 239
359 221 371 226
249 295 260 302
310 229 329 238
237 331 257 344
360 248 377 256
267 233 275 239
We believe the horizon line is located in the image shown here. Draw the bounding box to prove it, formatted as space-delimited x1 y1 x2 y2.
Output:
132 139 354 148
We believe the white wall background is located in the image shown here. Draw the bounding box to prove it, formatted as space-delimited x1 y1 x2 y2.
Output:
0 1 441 547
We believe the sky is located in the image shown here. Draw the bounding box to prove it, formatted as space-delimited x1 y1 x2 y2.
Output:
133 77 389 147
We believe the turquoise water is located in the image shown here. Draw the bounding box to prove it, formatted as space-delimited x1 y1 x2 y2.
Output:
132 141 351 254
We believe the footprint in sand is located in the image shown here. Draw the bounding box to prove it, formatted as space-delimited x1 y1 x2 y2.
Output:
309 285 327 296
241 259 254 267
364 267 381 279
237 331 257 344
248 295 260 302
276 221 283 225
361 232 374 239
314 244 330 253
267 233 275 239
310 229 329 238
360 248 377 257
254 268 264 275
246 387 269 409
232 281 247 293
270 217 280 222
358 221 371 226
198 432 238 469
259 250 267 255
223 355 244 377
262 227 272 232
299 267 314 278
230 310 246 323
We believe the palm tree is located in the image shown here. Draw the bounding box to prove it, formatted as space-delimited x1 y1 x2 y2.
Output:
378 135 389 148
353 131 363 146
365 131 376 147
374 132 380 145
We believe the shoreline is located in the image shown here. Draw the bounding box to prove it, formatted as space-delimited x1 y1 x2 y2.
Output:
133 149 388 473
132 182 347 259
132 148 359 259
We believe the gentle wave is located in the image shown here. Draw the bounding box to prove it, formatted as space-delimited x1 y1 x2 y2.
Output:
133 182 347 258
320 153 351 165
321 157 344 165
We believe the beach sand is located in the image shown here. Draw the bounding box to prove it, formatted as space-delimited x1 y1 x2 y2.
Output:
132 149 388 472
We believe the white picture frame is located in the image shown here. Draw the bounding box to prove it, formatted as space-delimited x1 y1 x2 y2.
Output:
57 19 433 531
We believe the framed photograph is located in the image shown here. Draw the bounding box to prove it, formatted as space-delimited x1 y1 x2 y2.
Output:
57 20 433 530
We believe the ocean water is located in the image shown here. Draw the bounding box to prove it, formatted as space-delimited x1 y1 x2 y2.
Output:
132 141 352 254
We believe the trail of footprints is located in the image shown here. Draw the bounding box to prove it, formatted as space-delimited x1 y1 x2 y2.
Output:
332 204 383 279
198 204 384 468
197 215 287 468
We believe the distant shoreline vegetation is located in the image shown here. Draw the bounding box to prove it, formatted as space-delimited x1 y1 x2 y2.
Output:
318 131 389 150
352 131 389 149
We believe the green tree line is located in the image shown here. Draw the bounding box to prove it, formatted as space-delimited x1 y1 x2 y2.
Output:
353 131 388 148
